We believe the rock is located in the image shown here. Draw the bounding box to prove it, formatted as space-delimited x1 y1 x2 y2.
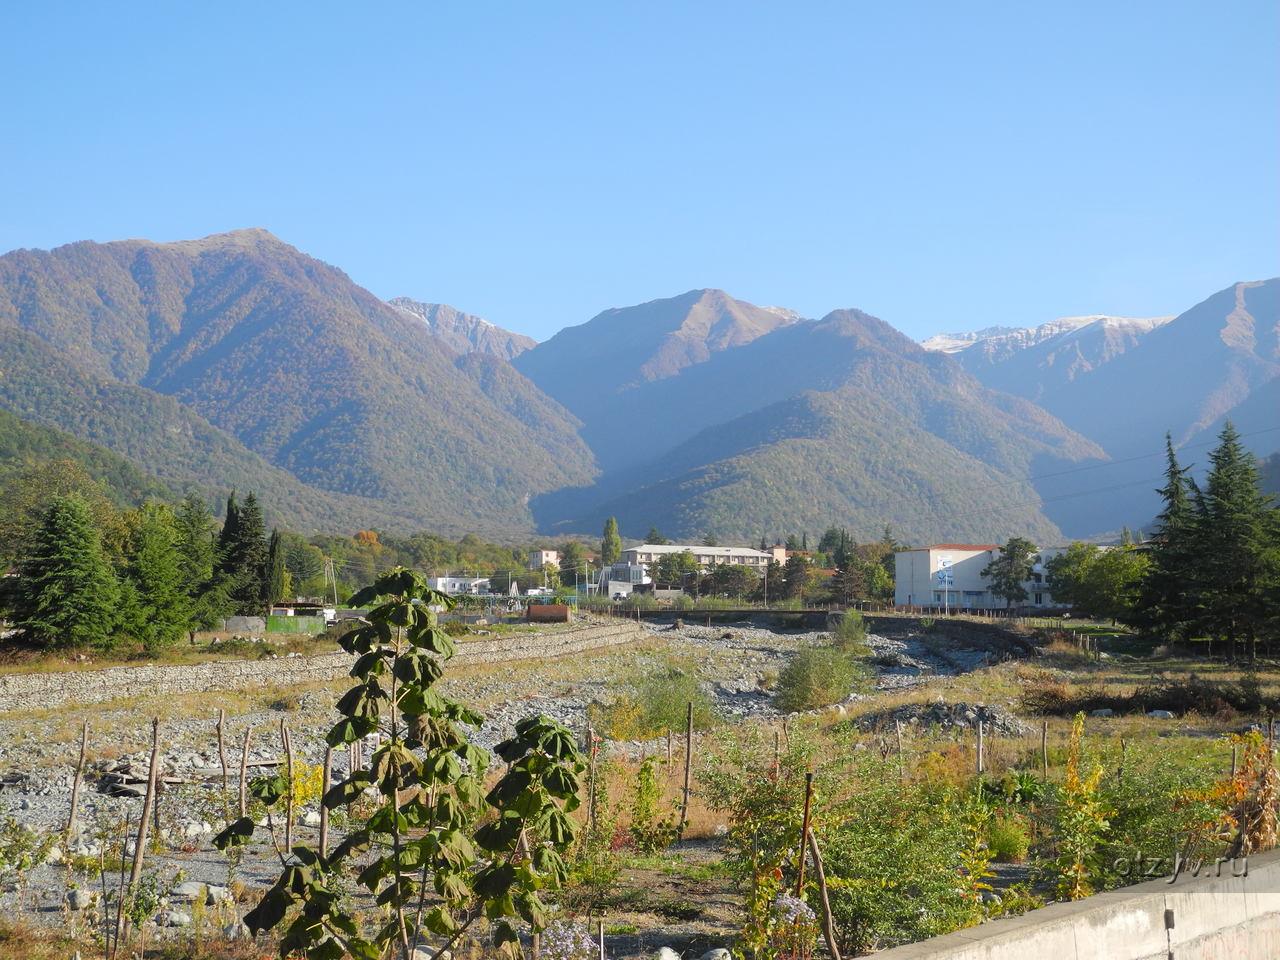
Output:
67 888 96 911
222 921 251 940
1147 710 1175 720
657 949 682 960
156 909 193 927
45 845 63 865
171 880 209 901
1090 709 1114 718
713 824 729 838
981 890 1002 904
205 885 233 904
302 809 322 828
700 950 731 960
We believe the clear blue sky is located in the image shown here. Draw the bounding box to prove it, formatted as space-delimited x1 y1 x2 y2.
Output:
2 1 1276 341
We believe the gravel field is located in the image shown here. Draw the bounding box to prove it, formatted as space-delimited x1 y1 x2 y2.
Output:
0 614 1010 947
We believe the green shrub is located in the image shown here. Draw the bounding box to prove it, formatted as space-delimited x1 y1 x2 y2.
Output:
774 646 871 713
987 815 1030 862
830 611 870 654
598 662 718 740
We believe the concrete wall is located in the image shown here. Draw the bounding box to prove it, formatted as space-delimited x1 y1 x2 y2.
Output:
0 621 646 713
874 849 1280 960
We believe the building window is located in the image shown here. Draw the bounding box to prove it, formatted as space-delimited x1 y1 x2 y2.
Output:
1035 593 1043 605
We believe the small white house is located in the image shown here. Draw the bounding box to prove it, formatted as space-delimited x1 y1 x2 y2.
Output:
428 576 490 595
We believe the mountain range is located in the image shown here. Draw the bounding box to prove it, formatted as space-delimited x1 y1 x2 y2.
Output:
0 228 1273 544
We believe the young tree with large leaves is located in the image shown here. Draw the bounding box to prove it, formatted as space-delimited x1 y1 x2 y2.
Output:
216 568 583 960
981 537 1038 609
12 494 120 650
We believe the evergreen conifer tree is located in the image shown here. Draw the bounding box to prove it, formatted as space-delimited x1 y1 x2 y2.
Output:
266 529 287 608
121 503 189 652
1193 423 1278 660
175 492 217 586
219 490 268 615
981 537 1038 608
1135 435 1201 640
13 494 119 650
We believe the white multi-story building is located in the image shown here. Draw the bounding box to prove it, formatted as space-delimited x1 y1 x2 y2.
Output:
527 549 560 571
894 543 1059 609
620 543 772 571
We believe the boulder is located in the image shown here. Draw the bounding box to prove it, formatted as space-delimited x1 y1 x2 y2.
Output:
1090 708 1114 718
1147 709 1175 720
657 949 682 960
155 909 193 927
67 888 96 911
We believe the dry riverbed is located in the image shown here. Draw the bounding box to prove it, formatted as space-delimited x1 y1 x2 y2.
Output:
0 614 1024 956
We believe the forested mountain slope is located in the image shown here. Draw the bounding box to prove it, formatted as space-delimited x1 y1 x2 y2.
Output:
0 230 596 535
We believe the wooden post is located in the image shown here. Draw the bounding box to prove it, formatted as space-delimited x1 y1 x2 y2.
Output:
795 772 814 896
976 720 985 775
66 719 89 837
587 724 598 831
1231 741 1238 778
806 828 842 960
598 919 605 960
281 719 295 851
894 719 904 781
1119 738 1127 782
118 718 161 945
679 702 693 836
773 728 781 776
216 708 229 793
1041 721 1049 779
238 727 252 817
319 745 332 856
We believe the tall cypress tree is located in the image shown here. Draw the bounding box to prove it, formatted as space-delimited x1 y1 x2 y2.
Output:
216 490 241 581
266 529 287 608
13 494 119 650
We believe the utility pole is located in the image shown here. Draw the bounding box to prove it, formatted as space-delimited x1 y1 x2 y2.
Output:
323 557 338 607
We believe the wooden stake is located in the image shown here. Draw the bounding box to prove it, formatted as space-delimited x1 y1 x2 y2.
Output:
1119 738 1127 782
1231 742 1238 778
976 720 985 775
1041 720 1049 779
319 745 332 856
66 719 89 837
281 719 295 851
773 728 781 777
598 919 606 960
795 772 814 896
216 708 229 793
587 723 598 831
806 827 842 960
118 718 161 946
238 727 252 818
894 719 904 781
679 702 693 836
